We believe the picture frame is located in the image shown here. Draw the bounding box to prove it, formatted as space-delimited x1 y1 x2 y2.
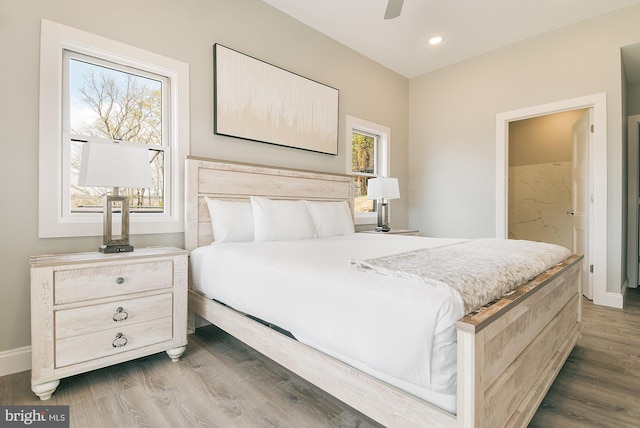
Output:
214 44 339 155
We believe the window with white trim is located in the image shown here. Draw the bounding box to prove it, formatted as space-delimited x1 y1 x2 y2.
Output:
39 20 189 238
345 115 390 225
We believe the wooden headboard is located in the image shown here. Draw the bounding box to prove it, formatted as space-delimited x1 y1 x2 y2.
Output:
184 157 354 251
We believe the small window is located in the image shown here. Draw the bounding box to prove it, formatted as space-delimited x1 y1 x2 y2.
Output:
345 116 390 225
351 130 378 214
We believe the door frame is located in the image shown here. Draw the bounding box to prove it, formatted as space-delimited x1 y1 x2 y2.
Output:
627 114 640 289
572 109 594 299
495 93 619 308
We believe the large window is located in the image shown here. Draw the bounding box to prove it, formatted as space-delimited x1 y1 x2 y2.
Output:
66 53 167 215
39 20 189 238
346 115 390 225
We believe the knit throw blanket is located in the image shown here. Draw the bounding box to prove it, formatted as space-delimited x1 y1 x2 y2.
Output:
350 239 572 315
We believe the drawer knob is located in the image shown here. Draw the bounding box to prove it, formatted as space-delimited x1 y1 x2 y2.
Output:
112 307 129 322
112 332 128 348
115 277 125 285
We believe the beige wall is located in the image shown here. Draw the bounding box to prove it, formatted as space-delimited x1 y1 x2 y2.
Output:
509 109 586 167
409 5 640 294
627 81 640 114
0 0 409 354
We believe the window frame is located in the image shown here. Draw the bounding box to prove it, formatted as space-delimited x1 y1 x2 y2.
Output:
39 19 189 238
345 115 391 225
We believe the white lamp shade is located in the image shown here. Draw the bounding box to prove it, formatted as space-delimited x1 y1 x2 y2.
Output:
367 177 400 200
78 141 153 189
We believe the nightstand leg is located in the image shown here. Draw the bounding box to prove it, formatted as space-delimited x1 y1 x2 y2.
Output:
166 345 186 362
32 379 60 400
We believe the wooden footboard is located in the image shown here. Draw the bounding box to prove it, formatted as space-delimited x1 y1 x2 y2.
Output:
456 254 583 427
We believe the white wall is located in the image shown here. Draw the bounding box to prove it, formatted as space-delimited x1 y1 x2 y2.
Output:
0 0 409 358
408 5 640 295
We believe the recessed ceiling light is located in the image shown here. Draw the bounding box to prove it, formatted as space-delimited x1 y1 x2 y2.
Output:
428 36 443 45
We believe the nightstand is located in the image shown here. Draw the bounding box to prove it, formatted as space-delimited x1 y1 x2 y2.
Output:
30 246 188 400
360 229 420 236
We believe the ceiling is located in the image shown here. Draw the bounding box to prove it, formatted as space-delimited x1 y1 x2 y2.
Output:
263 0 640 79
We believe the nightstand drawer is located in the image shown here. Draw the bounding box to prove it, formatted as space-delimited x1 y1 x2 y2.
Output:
55 293 173 339
54 260 173 304
55 316 173 368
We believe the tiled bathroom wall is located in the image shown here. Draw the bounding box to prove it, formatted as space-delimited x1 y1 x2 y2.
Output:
508 161 573 249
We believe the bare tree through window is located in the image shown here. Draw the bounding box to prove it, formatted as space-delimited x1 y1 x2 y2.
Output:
68 57 165 213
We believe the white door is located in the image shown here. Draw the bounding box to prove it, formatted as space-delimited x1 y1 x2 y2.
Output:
572 109 593 299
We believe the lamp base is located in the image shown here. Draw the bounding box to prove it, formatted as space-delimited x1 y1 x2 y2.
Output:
375 225 391 232
99 244 134 254
100 193 133 254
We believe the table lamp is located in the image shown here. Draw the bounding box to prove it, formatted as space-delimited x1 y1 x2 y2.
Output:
366 177 400 232
78 141 152 253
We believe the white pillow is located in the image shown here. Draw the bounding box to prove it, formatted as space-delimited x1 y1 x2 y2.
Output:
250 196 317 242
204 197 254 243
304 200 354 238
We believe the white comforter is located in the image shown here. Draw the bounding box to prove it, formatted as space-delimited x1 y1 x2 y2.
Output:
190 233 468 413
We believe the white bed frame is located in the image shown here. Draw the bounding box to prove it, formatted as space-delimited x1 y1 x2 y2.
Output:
185 157 583 427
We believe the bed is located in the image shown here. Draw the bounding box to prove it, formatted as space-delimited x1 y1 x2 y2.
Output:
185 157 583 427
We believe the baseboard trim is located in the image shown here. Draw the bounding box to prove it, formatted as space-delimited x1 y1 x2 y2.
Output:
0 346 31 377
600 291 625 309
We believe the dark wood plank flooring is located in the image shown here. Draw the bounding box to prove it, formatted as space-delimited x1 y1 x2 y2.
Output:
2 288 638 427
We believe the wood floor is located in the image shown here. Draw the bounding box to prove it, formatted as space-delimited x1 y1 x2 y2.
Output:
529 287 640 428
2 288 639 427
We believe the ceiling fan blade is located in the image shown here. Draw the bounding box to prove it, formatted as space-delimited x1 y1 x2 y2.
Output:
384 0 404 19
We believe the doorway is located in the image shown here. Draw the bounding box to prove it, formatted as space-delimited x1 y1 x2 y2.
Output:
508 110 586 248
507 109 591 298
496 93 619 308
